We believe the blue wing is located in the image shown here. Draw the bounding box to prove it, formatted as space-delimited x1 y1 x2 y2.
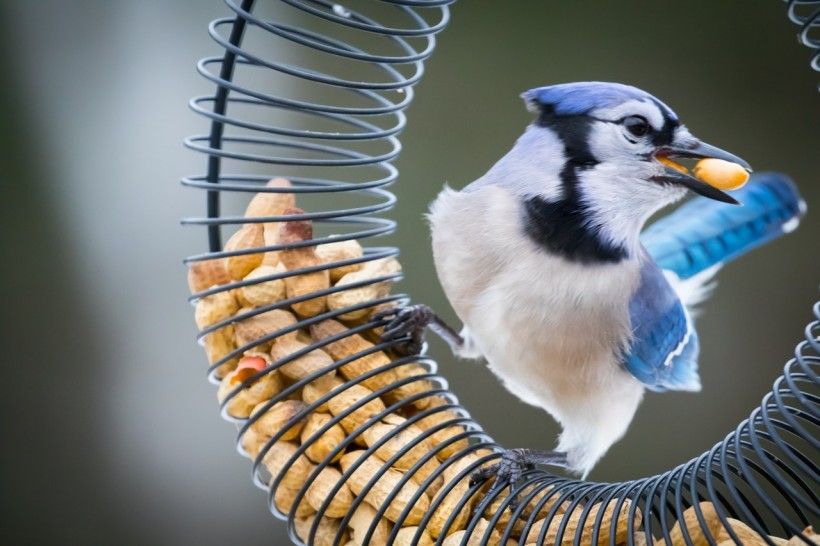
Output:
641 173 805 279
627 173 804 391
623 257 701 392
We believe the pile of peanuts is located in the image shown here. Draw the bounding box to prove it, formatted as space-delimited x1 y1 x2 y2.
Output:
651 503 817 546
188 178 814 546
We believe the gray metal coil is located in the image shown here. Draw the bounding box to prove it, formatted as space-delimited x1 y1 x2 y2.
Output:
183 1 819 544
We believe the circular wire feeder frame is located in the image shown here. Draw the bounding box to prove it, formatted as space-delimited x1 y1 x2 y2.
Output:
183 1 820 545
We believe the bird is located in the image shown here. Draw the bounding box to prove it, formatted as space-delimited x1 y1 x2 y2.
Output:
376 81 806 486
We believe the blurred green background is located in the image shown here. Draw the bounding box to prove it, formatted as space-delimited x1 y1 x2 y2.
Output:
0 1 817 545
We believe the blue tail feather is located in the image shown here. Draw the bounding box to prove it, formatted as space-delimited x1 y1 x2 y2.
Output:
641 173 805 279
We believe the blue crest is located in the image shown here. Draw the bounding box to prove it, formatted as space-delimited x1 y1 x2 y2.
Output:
522 82 678 120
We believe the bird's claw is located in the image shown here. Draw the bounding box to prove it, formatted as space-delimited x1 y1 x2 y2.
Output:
376 304 434 355
469 449 531 490
469 449 568 507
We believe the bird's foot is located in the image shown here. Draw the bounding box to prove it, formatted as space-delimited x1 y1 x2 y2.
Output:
470 449 568 505
375 304 434 355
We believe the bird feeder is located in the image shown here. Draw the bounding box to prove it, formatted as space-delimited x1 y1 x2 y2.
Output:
182 1 820 544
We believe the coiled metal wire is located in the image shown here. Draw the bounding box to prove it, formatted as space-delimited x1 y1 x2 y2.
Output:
183 1 819 545
786 0 820 73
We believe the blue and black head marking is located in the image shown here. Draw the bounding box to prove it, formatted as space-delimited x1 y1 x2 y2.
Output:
522 81 678 121
520 83 684 264
518 82 692 263
524 82 680 147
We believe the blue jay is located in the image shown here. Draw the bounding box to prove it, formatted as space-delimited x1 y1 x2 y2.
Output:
378 82 806 485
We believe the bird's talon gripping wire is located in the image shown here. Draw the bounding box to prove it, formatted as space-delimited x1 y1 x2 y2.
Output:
470 449 569 507
377 304 435 354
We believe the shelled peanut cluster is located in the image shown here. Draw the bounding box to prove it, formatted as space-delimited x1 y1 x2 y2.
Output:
187 178 815 546
187 178 492 545
648 503 817 546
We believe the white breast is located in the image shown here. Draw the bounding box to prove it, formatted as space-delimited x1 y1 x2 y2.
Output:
429 183 646 475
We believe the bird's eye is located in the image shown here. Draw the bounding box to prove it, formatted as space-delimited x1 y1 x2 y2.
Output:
623 116 650 138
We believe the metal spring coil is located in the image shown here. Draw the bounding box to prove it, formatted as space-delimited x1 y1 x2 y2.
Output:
182 1 819 545
786 0 820 73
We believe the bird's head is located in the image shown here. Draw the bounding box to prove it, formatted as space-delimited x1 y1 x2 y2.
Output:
512 82 750 259
522 82 750 205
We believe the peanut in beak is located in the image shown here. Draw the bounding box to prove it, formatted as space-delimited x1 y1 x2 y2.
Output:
658 156 749 191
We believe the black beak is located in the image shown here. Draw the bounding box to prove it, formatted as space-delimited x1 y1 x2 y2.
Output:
653 140 752 205
663 141 752 171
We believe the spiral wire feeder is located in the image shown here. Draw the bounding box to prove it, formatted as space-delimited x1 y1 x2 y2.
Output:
787 0 820 73
183 1 819 544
